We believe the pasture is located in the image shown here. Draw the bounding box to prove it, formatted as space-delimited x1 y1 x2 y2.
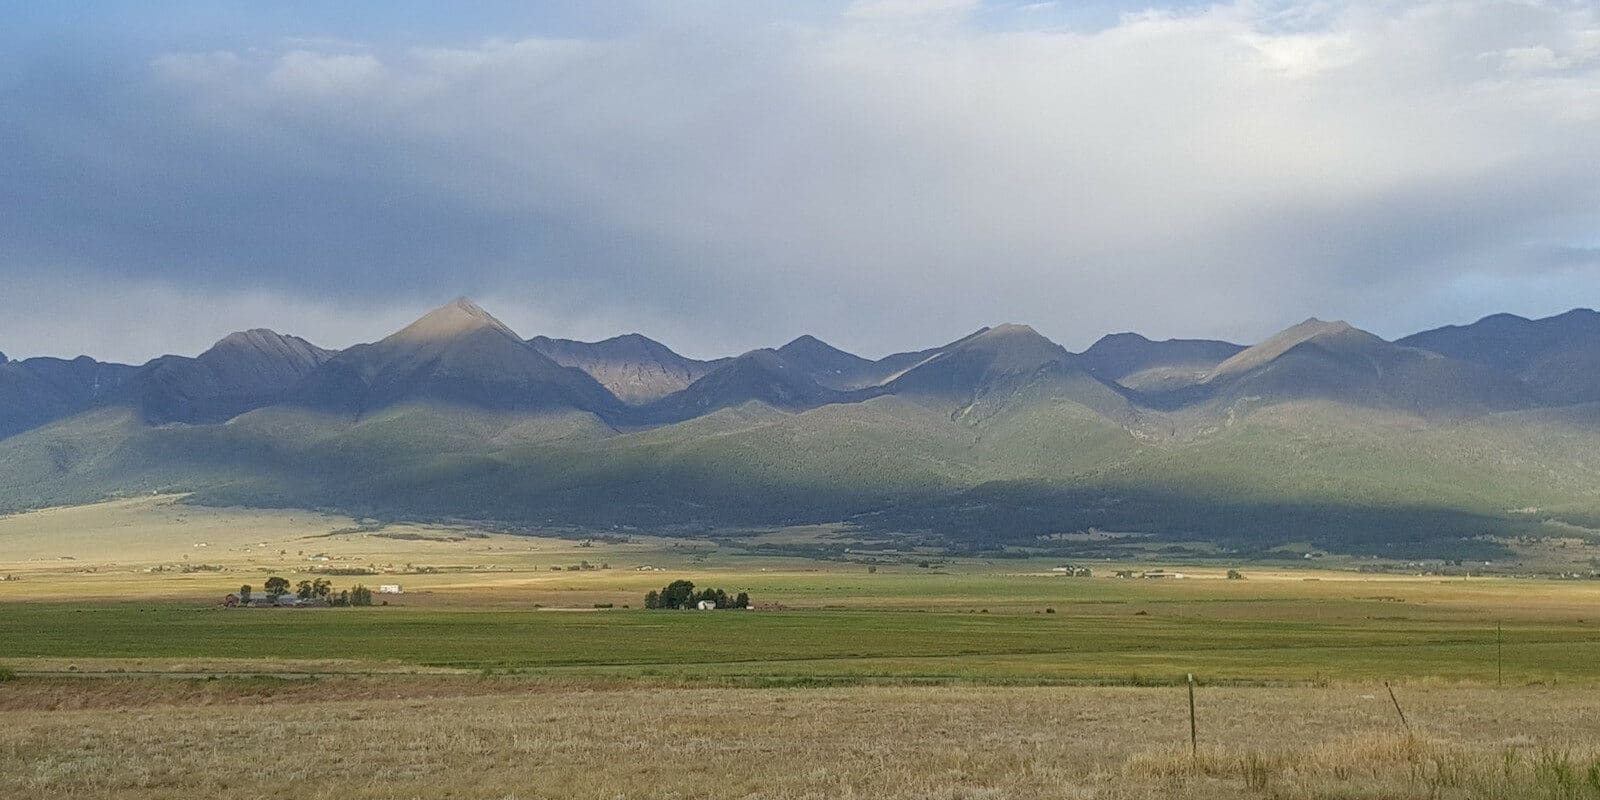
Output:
5 496 1600 798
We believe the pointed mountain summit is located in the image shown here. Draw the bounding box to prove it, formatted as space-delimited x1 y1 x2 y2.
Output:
122 329 334 424
1194 318 1535 418
884 324 1134 422
886 324 1073 395
1205 318 1374 382
774 335 879 390
529 332 725 404
1080 332 1243 392
292 298 623 417
388 297 519 344
643 348 844 422
1399 308 1600 404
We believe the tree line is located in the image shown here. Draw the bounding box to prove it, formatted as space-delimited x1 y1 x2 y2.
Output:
237 576 373 606
644 579 749 610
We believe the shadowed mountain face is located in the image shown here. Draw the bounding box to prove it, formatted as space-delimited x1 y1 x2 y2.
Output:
529 333 726 404
883 324 1137 424
773 335 880 390
293 299 624 417
1080 332 1243 392
122 330 332 424
642 348 846 422
7 301 1600 558
1175 319 1539 419
0 356 134 439
1399 309 1600 404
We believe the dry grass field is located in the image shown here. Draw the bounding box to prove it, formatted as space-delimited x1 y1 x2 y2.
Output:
5 679 1600 799
5 496 1600 798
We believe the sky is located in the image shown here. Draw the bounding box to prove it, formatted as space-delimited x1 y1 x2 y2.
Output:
2 0 1599 363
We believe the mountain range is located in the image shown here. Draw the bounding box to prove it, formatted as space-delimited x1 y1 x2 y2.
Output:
5 299 1600 559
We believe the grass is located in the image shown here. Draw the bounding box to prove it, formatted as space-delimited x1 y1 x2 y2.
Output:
5 682 1600 799
4 603 1599 685
5 496 1600 685
6 498 1600 797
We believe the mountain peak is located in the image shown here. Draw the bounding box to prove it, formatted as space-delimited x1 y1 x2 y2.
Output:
1290 318 1355 336
959 323 1065 359
1093 332 1152 346
1208 318 1379 381
984 322 1041 337
201 327 330 365
392 298 518 343
777 334 865 359
774 335 876 389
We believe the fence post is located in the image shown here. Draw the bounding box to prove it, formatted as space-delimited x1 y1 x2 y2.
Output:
1385 681 1411 733
1187 673 1198 757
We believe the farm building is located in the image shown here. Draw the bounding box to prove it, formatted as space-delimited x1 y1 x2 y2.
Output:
696 600 717 610
378 584 403 594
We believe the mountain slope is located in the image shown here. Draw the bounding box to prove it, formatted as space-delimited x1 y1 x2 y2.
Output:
773 335 879 390
1399 309 1600 404
0 356 135 439
1080 332 1243 392
529 333 726 404
121 329 332 424
642 349 846 422
1188 319 1537 420
292 299 624 418
9 303 1600 559
884 324 1137 425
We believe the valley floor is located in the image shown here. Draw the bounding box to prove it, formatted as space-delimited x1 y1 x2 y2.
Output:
5 497 1600 798
5 680 1600 799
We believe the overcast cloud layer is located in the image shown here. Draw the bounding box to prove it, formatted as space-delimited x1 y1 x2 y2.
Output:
3 0 1599 363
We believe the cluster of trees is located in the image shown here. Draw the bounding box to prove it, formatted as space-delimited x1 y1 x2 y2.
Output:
643 579 749 610
238 576 373 607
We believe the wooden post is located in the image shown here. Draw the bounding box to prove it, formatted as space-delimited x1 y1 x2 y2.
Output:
1187 673 1197 757
1385 681 1411 733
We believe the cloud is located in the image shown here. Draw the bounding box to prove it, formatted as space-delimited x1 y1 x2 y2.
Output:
2 0 1600 362
265 51 385 95
845 0 982 21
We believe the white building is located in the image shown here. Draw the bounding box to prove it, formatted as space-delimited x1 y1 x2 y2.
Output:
378 584 403 594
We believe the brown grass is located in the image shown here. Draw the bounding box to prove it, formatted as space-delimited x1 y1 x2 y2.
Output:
4 681 1599 799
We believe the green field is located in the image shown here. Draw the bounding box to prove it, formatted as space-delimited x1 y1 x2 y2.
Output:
4 496 1600 686
6 601 1597 685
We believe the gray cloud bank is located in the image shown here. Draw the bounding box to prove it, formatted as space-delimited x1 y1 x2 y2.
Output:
3 0 1599 363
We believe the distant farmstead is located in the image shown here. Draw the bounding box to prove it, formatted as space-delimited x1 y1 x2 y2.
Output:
224 593 315 607
378 584 403 594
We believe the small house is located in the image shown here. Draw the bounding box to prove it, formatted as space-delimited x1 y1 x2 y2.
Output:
696 600 717 610
378 584 403 594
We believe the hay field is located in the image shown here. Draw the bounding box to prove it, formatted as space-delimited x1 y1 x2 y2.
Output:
5 679 1600 799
